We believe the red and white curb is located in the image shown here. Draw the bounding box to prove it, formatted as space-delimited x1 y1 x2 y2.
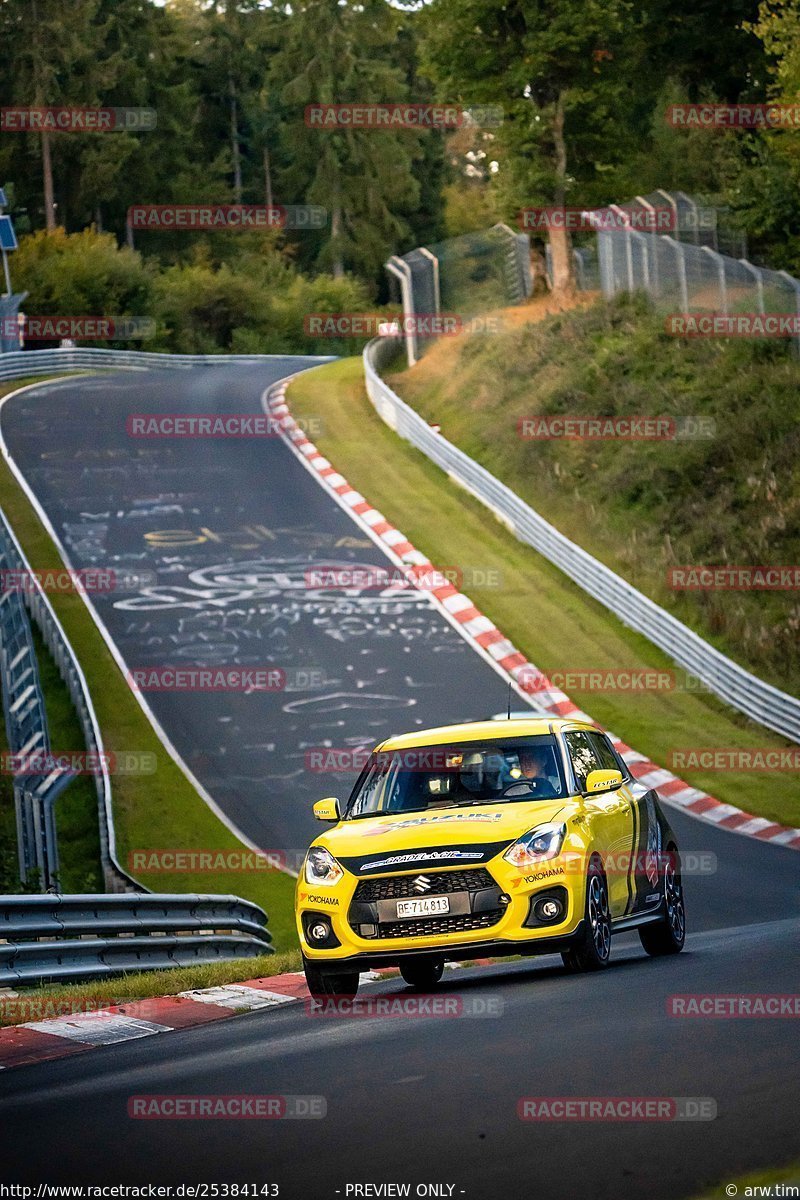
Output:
0 961 488 1071
266 378 800 853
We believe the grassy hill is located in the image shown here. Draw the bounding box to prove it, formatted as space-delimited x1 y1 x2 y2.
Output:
387 295 800 697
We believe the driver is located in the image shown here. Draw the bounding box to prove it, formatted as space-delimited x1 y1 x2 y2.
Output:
514 747 561 793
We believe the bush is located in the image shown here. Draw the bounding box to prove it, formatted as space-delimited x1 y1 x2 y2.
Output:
12 228 153 338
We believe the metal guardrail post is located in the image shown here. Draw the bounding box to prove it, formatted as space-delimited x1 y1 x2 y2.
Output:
777 269 800 357
700 246 729 314
386 255 417 367
630 231 650 291
573 250 585 290
418 247 440 316
739 260 766 314
596 230 616 297
491 222 533 302
660 236 690 313
676 190 700 245
635 196 660 294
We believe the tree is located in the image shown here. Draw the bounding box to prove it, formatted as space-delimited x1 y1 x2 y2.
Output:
421 0 634 293
12 227 152 321
269 0 421 280
1 0 105 230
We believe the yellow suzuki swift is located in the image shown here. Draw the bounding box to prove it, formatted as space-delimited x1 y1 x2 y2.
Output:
296 718 685 997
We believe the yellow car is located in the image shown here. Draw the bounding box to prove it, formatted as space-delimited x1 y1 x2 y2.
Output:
296 718 685 997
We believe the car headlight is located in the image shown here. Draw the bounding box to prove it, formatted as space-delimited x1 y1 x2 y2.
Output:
503 822 566 868
304 846 344 886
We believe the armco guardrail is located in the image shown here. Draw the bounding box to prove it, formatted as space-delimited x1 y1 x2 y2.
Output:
363 336 800 745
0 507 138 892
0 346 333 382
0 517 75 890
0 893 272 986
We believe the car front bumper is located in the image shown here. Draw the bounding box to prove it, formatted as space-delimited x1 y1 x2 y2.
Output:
297 857 585 966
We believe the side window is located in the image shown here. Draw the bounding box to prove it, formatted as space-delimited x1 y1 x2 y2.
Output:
563 731 603 792
586 732 622 773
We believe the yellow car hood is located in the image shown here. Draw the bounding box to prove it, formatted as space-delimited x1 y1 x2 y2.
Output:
317 798 576 867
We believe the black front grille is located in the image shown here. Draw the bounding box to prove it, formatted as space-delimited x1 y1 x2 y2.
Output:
354 868 495 903
376 909 504 939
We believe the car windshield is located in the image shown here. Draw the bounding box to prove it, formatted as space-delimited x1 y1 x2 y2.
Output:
344 736 566 819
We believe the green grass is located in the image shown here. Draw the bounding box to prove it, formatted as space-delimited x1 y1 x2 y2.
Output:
388 295 800 696
0 378 298 950
0 950 303 1027
287 357 799 830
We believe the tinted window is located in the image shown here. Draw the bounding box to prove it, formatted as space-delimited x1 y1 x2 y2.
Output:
344 736 567 818
563 731 603 791
586 731 622 773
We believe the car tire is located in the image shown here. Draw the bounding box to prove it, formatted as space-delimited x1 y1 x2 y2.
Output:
399 956 445 990
561 856 612 972
639 845 686 957
302 956 360 999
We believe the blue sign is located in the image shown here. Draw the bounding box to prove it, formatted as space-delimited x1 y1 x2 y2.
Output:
0 216 18 251
0 187 7 207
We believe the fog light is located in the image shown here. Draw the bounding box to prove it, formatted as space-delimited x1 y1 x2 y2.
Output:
498 893 511 907
535 898 563 922
309 920 330 943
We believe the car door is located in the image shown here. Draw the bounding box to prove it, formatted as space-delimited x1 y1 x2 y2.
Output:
563 730 636 918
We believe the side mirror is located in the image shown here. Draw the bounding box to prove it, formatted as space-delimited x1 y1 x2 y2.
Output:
313 796 341 822
584 769 623 796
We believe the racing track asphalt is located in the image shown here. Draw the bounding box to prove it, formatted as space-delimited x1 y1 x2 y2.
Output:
0 362 798 1197
0 361 518 857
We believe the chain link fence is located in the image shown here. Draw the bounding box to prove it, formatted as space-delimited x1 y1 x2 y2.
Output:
387 224 532 365
552 190 800 352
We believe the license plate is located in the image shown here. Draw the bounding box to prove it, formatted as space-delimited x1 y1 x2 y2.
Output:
396 896 450 918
